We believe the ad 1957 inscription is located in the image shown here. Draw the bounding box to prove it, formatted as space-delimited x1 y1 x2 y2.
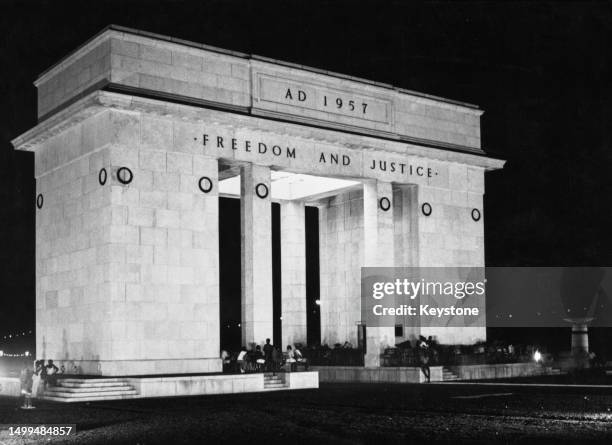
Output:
256 74 391 124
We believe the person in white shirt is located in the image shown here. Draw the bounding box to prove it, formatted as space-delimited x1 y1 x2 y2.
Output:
236 347 248 373
294 346 309 371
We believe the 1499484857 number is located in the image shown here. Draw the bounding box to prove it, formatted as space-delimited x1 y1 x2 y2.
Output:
7 425 75 436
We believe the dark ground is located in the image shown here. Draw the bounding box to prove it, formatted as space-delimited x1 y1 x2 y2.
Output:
1 382 611 444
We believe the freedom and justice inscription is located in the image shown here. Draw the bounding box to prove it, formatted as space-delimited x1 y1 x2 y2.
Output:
198 131 440 184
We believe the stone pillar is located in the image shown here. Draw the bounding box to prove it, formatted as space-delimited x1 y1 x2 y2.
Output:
363 180 396 367
318 193 362 347
240 163 273 347
393 185 420 342
280 201 307 348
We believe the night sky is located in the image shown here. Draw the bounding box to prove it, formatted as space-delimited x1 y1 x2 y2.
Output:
1 1 611 350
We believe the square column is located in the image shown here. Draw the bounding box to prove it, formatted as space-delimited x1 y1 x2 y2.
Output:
280 201 307 348
240 164 273 347
363 180 396 367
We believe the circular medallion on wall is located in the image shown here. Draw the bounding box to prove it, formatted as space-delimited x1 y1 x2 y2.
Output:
98 168 107 186
379 197 391 211
36 194 43 209
255 183 269 199
471 208 482 222
198 176 213 193
116 167 133 185
421 202 432 216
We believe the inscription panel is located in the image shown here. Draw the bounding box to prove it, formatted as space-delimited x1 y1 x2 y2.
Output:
256 74 391 124
178 126 449 188
251 62 394 134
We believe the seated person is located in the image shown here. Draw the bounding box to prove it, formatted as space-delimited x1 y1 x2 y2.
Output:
236 347 247 373
294 346 309 371
286 345 297 371
221 349 231 372
254 345 266 371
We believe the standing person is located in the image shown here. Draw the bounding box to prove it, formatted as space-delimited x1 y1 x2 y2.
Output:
19 362 34 409
31 360 43 399
271 346 281 375
263 338 274 372
427 336 439 365
45 360 59 388
418 336 431 383
40 359 48 389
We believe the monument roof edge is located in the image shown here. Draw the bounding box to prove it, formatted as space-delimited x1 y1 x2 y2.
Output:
35 24 481 112
11 92 108 152
12 90 504 171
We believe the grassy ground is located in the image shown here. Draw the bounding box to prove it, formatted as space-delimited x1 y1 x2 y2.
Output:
0 382 611 444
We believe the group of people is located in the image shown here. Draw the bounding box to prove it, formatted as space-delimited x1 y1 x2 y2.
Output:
221 339 309 374
19 359 59 408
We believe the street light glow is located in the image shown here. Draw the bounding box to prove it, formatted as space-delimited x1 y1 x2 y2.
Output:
533 350 542 362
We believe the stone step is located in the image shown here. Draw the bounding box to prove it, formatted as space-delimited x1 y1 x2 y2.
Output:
58 378 127 384
46 385 134 394
442 368 460 381
42 392 139 403
43 389 138 399
43 377 138 402
262 386 291 392
56 381 128 388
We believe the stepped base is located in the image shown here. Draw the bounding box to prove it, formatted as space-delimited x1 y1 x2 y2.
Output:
42 377 138 402
41 372 318 402
443 368 460 381
264 373 289 390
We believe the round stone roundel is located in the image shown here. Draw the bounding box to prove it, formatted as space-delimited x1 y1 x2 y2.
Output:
98 168 108 186
199 176 213 193
379 197 391 211
117 167 133 185
36 194 43 209
471 208 482 222
421 202 432 216
255 183 269 199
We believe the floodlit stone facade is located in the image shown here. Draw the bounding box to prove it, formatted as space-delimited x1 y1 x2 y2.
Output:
13 26 503 375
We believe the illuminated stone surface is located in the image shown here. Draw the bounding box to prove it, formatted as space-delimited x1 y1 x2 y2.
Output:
12 26 503 376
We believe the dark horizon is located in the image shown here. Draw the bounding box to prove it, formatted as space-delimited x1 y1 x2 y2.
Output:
1 1 611 349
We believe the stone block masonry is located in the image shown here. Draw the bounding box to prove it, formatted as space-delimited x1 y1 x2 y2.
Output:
35 26 483 152
31 108 222 375
14 26 504 379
